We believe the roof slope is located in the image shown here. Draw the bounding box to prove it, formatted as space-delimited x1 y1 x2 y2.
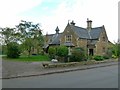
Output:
90 27 103 39
49 33 62 45
45 24 105 46
70 25 103 40
70 25 90 39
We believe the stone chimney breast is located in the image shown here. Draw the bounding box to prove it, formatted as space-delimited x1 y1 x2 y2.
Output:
87 18 92 30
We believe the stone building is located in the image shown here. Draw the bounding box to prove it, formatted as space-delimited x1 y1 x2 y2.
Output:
43 19 112 56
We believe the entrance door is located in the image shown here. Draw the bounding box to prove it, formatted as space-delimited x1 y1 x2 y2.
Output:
89 49 94 56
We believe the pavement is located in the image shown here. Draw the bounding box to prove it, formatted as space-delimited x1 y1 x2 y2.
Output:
1 59 118 79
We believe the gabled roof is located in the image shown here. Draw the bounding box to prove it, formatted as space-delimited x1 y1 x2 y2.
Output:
49 33 62 45
45 23 106 47
70 25 90 39
90 27 103 39
70 25 104 40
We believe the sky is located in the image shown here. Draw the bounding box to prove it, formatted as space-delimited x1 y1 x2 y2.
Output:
0 0 119 43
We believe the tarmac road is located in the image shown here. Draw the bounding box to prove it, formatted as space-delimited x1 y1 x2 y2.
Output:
2 64 118 88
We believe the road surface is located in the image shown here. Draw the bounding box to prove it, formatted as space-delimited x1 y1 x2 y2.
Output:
2 64 118 88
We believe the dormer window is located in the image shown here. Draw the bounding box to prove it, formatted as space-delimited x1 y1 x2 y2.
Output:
65 35 72 42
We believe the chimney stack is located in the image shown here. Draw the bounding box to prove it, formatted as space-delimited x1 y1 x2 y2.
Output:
70 20 75 25
87 18 92 30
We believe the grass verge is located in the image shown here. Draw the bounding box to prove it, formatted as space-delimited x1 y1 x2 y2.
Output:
2 55 50 62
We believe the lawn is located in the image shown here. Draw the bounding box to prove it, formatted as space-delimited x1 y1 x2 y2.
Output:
2 55 50 62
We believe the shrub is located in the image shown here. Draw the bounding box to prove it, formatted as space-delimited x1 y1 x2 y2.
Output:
56 46 68 62
94 55 104 61
112 55 117 59
48 47 56 59
56 46 68 57
106 48 112 58
70 47 86 62
103 55 109 59
87 55 94 60
7 42 21 58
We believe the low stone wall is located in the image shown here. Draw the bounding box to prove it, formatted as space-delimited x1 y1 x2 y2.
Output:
42 59 118 68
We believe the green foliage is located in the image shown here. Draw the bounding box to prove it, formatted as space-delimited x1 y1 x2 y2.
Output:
7 42 21 58
56 46 68 62
0 27 17 45
111 42 120 58
103 55 109 59
1 45 7 55
22 38 34 56
112 55 118 59
16 20 44 55
94 55 104 61
70 47 86 62
48 47 56 59
48 46 68 62
87 55 94 60
56 46 68 57
106 48 112 58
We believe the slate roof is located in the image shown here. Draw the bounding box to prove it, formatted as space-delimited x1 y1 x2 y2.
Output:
44 24 104 47
90 27 103 39
70 25 90 39
70 25 104 40
49 33 62 45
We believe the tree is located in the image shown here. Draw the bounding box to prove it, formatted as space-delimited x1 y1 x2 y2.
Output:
22 38 34 56
0 27 20 55
7 42 21 58
0 27 16 45
16 20 44 56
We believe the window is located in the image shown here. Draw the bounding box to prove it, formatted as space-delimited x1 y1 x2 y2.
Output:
65 35 72 42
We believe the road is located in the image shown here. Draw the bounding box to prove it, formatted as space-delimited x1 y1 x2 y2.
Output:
2 64 118 88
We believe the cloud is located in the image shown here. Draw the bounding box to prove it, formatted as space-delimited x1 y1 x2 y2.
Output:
0 0 43 27
0 0 118 42
40 0 118 42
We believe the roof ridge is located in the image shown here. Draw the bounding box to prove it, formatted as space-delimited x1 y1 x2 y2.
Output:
71 25 87 30
91 26 103 29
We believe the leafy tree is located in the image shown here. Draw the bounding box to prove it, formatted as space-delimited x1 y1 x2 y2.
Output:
22 38 34 56
0 27 20 56
7 42 21 58
16 20 44 56
0 27 17 45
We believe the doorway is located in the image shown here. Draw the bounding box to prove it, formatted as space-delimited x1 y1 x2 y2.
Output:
89 49 94 56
